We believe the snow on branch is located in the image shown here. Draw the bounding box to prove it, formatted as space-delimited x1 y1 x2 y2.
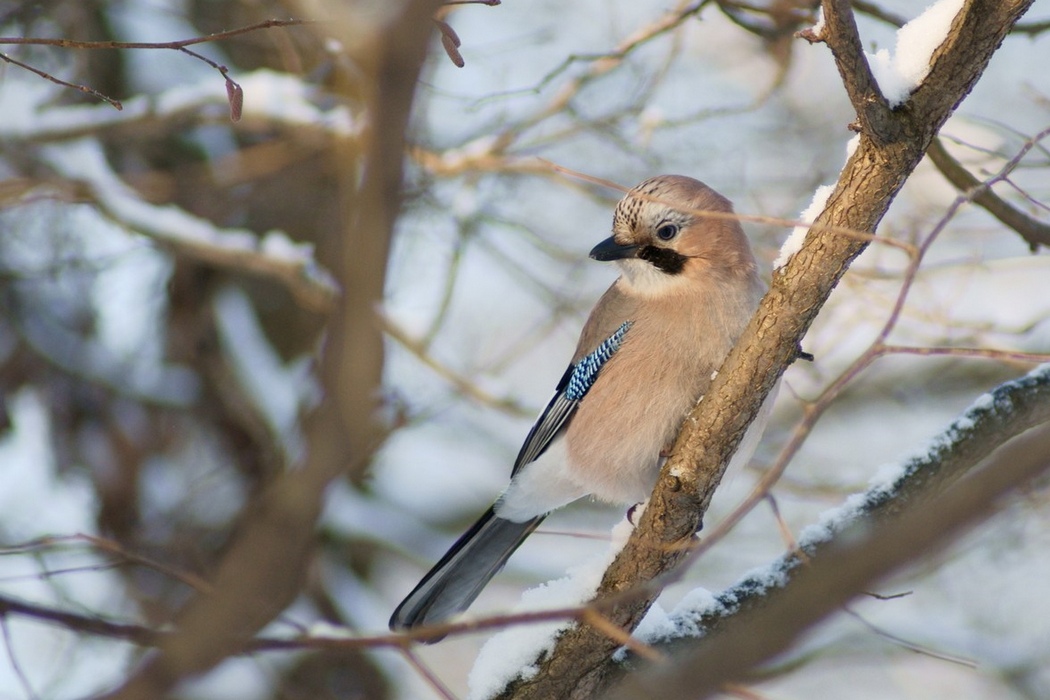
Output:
862 0 964 107
608 367 1050 699
39 138 338 312
637 362 1050 650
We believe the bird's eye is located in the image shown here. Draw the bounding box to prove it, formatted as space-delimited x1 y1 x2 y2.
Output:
655 223 679 241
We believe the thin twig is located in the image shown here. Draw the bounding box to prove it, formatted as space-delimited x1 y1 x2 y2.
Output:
0 614 39 700
0 51 122 109
75 534 213 594
377 311 532 418
843 608 977 668
721 683 769 700
579 609 667 664
0 19 305 111
398 647 460 700
926 133 1050 251
0 19 307 50
764 494 802 557
879 345 1050 365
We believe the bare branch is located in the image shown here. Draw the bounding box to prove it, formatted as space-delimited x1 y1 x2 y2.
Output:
0 594 157 646
378 312 533 417
0 613 38 700
0 50 122 109
0 19 307 111
0 19 307 51
802 0 893 139
926 134 1050 251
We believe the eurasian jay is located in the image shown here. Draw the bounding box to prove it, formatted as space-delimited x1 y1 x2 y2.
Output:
390 175 765 633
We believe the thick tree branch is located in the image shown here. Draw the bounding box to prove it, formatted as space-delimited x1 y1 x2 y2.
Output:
632 363 1050 657
495 1 1035 698
612 389 1050 699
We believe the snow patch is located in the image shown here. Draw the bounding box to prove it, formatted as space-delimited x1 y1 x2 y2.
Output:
467 516 637 700
867 0 965 107
775 184 834 269
213 286 316 459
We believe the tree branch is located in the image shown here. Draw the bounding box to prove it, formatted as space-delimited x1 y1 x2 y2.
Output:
0 50 123 109
611 372 1050 698
1 7 500 104
0 19 307 51
800 0 893 139
37 139 338 313
0 19 307 111
638 362 1050 652
926 135 1050 251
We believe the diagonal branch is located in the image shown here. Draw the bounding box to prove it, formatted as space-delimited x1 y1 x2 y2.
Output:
612 374 1050 699
802 0 894 140
638 363 1050 659
926 135 1050 251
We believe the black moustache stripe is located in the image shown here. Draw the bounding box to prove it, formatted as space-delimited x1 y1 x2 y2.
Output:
638 245 686 275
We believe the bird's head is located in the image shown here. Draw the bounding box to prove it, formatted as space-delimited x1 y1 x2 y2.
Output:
590 175 758 296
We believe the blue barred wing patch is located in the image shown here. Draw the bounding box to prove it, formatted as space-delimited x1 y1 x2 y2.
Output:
565 321 633 401
510 320 634 475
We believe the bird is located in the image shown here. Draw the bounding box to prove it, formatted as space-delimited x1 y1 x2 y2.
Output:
390 175 766 635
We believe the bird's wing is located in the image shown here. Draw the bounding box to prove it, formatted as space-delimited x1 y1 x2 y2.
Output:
510 321 633 476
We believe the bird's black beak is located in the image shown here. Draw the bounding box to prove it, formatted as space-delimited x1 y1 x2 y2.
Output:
589 236 640 261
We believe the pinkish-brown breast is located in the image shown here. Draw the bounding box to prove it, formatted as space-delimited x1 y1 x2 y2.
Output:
563 276 759 504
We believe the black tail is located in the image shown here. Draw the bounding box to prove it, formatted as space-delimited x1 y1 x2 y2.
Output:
389 507 544 636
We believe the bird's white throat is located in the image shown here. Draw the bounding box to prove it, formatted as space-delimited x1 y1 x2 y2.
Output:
616 258 691 297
